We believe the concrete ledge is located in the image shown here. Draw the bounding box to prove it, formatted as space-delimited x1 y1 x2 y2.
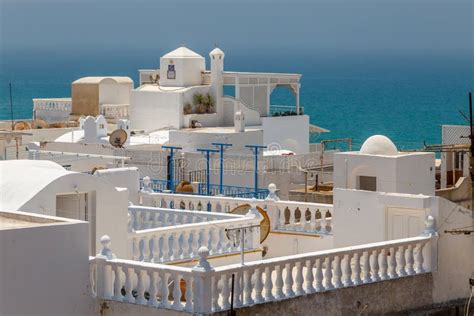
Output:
216 273 433 316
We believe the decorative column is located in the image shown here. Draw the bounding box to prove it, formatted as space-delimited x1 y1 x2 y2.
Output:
191 247 214 314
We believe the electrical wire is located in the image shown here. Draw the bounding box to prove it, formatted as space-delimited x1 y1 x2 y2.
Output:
465 286 473 316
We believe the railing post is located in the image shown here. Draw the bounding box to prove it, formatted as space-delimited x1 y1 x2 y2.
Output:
421 215 438 272
192 247 214 314
265 183 280 230
96 235 116 299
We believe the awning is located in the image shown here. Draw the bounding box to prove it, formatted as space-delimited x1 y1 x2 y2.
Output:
309 124 330 134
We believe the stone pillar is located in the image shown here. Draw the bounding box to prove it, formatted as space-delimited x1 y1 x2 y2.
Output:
440 152 447 189
191 247 214 314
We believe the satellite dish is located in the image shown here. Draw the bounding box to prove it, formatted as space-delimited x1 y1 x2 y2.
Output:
109 129 127 148
230 204 271 243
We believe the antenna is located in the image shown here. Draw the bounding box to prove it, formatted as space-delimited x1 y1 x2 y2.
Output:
109 129 127 148
9 83 14 130
469 92 473 181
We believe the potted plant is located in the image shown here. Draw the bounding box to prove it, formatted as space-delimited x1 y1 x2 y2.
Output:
183 103 193 115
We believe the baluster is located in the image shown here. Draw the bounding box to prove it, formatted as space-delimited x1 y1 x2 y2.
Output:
332 256 343 288
379 248 389 280
264 266 274 301
172 274 182 309
185 276 193 312
162 213 169 226
406 244 415 275
415 242 425 273
218 228 226 253
209 228 219 255
309 209 317 232
142 236 151 262
171 232 181 261
320 211 328 234
284 263 295 297
362 251 371 283
132 238 139 261
211 276 219 311
352 252 362 285
371 249 380 282
181 231 190 259
200 229 209 249
315 258 323 291
160 272 170 308
221 274 231 309
233 271 242 306
388 247 398 278
397 245 407 276
124 267 134 302
135 268 146 304
148 270 159 306
343 254 353 286
288 208 296 227
254 268 264 303
151 236 160 263
274 265 284 299
162 234 170 262
304 259 315 293
323 256 334 290
112 264 122 300
279 208 286 229
191 230 199 257
243 269 254 305
295 261 304 295
152 212 159 228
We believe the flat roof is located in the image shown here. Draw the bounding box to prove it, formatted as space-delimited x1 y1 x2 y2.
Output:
0 211 60 230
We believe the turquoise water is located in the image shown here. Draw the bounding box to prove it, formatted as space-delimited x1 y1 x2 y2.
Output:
0 51 472 150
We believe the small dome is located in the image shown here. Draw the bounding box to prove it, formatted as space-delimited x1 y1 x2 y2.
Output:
210 47 225 57
162 47 203 59
360 135 398 156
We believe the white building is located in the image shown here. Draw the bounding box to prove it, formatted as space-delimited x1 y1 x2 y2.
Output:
131 46 311 154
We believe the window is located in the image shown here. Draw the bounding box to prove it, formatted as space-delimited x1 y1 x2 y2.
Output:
167 64 176 79
357 176 377 191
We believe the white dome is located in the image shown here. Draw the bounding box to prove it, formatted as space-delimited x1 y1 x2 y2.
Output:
210 47 225 57
162 47 203 59
360 135 398 156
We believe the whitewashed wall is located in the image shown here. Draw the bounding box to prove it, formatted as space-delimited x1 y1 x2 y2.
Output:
0 212 95 315
261 115 310 154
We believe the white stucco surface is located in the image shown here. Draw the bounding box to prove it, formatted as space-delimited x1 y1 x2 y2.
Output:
0 160 74 211
0 211 95 316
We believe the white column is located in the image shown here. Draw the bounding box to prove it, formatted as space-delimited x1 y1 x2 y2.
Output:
296 83 301 115
266 82 271 116
463 152 470 177
440 152 447 189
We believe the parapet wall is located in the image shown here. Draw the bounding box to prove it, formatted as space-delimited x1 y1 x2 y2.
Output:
218 273 433 316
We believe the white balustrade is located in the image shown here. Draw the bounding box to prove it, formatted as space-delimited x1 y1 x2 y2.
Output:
128 206 242 231
33 98 72 112
91 234 433 314
274 200 333 234
128 215 261 263
139 190 334 235
100 104 130 119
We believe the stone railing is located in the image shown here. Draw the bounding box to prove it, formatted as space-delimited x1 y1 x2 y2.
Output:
100 104 130 119
140 191 254 213
33 98 72 123
274 200 333 234
129 206 242 231
128 214 261 263
90 231 435 314
139 185 334 234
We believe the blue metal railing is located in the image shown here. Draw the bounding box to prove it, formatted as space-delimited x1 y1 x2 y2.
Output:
269 105 304 116
140 178 268 198
198 183 269 199
140 178 168 192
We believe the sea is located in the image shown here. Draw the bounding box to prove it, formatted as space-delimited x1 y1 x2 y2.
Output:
0 50 472 150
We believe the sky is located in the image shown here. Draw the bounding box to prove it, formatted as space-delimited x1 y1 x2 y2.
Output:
0 0 472 59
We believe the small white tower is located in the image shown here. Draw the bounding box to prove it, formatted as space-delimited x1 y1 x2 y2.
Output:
210 47 225 123
117 119 131 145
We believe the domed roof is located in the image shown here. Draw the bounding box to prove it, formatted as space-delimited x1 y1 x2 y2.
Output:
360 135 398 156
210 47 225 57
162 47 203 59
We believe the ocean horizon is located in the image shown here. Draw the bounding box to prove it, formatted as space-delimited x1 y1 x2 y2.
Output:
1 49 472 150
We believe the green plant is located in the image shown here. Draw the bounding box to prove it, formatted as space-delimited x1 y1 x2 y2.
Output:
193 93 204 106
183 103 193 115
205 93 215 113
